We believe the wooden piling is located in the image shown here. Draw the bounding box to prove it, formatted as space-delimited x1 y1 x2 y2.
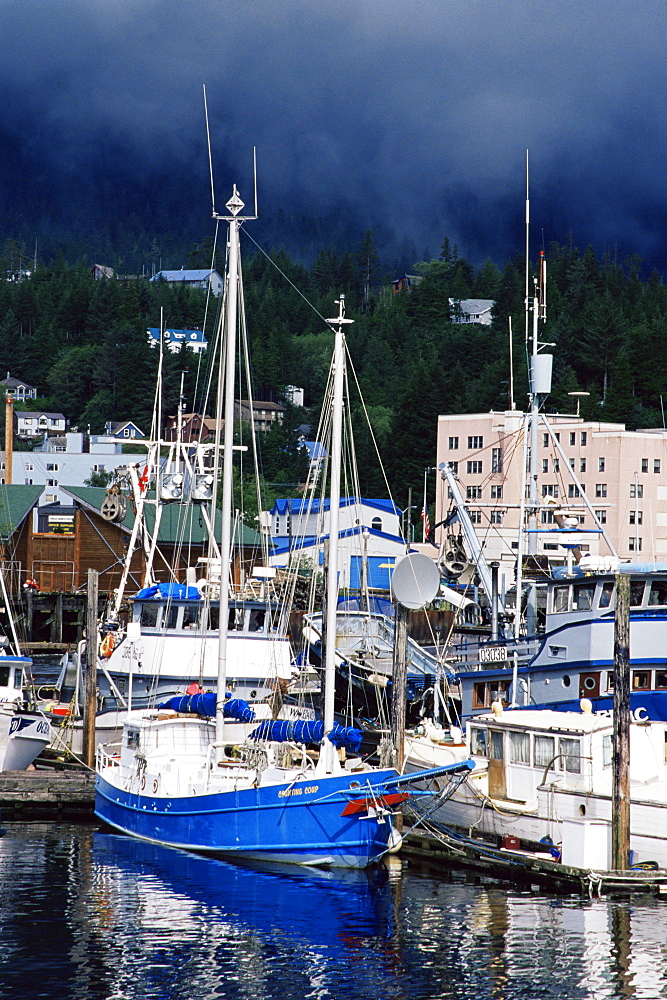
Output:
612 572 631 870
82 569 98 768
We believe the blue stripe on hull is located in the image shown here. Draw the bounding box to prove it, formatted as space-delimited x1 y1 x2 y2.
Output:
95 769 399 868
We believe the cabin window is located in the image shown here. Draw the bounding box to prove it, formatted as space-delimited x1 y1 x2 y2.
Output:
508 730 530 764
472 682 487 709
0 666 10 687
228 608 244 631
654 670 667 689
553 586 569 613
534 734 556 769
371 517 382 531
599 582 614 609
208 607 220 631
470 727 487 756
630 581 645 607
488 730 504 760
182 605 200 629
139 604 159 629
572 584 594 611
248 609 266 632
648 582 667 606
164 606 179 629
559 737 581 774
127 729 140 749
632 670 651 690
603 735 612 768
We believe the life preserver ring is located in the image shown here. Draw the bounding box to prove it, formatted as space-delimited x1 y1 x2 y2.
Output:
100 633 115 658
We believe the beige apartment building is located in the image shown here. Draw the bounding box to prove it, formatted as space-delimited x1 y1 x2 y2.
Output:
435 411 667 590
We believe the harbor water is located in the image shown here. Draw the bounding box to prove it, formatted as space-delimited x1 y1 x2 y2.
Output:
2 823 667 999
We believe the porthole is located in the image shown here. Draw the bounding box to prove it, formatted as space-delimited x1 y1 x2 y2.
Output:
562 675 571 688
579 804 586 816
584 676 597 691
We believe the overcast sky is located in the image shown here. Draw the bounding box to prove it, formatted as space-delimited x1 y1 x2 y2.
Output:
2 0 667 269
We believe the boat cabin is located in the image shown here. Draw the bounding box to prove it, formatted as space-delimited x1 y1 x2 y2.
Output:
134 598 278 635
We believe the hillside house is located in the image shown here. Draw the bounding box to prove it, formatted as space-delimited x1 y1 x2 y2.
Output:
0 376 37 400
147 327 208 355
15 411 66 439
150 269 224 296
448 298 495 325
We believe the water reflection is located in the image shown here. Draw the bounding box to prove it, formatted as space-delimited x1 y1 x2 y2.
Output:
0 825 667 999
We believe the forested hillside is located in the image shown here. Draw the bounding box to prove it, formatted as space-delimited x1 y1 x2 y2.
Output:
0 235 665 528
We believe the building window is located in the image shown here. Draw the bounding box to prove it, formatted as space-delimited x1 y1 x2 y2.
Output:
541 484 559 497
568 484 581 498
630 483 644 498
542 459 549 473
371 517 382 531
629 510 643 525
629 537 643 552
580 459 586 473
655 460 661 474
448 436 459 450
595 484 607 497
569 458 575 470
467 486 482 500
468 435 483 449
543 433 549 447
490 485 503 499
642 459 648 473
469 510 482 524
555 433 560 442
467 460 482 475
599 457 605 472
25 463 33 472
46 463 59 472
553 458 559 472
47 479 58 487
24 478 33 485
449 461 458 474
595 510 607 524
543 541 559 550
490 510 504 524
541 510 555 524
580 432 587 446
492 448 502 473
569 432 576 446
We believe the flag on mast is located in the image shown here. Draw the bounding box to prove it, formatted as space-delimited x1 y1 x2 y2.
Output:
421 505 431 542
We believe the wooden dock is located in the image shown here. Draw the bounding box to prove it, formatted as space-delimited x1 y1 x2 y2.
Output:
0 769 95 820
402 819 667 897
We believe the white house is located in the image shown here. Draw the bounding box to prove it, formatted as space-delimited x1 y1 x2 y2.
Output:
0 375 37 400
150 269 224 296
15 411 66 439
448 298 495 326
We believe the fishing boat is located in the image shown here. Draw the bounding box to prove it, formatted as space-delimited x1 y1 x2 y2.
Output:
410 700 667 870
95 179 470 866
0 653 51 769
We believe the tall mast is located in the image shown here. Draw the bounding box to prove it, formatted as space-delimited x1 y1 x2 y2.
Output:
213 184 250 749
322 296 353 772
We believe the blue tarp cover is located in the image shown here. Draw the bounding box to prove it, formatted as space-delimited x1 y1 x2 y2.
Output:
136 582 201 600
158 693 255 723
249 719 363 753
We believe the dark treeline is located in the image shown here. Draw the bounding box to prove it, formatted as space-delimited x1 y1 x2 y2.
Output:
0 234 665 526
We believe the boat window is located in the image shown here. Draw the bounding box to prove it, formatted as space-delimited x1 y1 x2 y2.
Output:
534 734 556 769
488 730 504 760
630 580 646 607
182 605 200 629
655 670 667 689
598 582 614 609
208 606 220 631
572 584 594 611
508 730 530 764
248 609 266 633
371 517 382 532
632 670 651 690
164 606 179 629
648 581 667 606
473 682 488 709
0 666 10 687
139 604 159 629
602 735 612 768
553 586 570 613
470 727 487 756
559 737 581 774
127 729 140 749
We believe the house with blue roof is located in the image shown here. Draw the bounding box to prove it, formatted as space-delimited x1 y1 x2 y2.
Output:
147 327 208 355
263 497 409 590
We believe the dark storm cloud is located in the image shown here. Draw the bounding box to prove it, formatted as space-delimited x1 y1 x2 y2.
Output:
2 0 667 267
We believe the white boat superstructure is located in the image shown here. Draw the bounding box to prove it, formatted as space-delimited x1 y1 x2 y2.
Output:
412 704 667 869
0 656 51 770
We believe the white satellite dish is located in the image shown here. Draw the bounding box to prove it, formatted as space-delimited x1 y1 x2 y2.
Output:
390 553 440 610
